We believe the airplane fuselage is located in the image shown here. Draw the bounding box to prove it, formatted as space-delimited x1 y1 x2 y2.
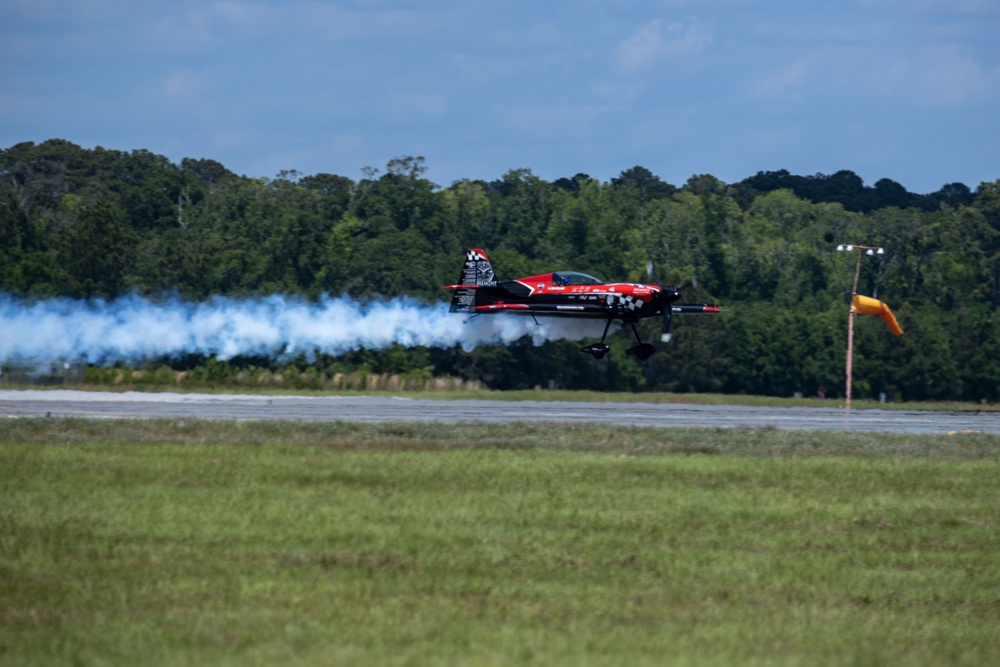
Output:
447 273 677 321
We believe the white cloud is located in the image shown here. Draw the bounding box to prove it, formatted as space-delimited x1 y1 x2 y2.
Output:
747 37 999 111
615 18 712 71
752 59 810 100
160 68 212 100
917 43 1000 105
617 19 664 70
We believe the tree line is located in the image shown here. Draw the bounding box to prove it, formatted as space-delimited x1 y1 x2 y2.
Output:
2 139 999 401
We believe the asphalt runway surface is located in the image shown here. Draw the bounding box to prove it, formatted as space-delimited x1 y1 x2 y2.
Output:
1 390 998 434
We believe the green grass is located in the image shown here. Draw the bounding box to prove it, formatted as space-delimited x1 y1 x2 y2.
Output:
2 419 999 666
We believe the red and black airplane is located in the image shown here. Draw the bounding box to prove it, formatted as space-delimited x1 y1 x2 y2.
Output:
445 248 721 360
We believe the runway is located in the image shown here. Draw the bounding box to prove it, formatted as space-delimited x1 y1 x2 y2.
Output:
1 390 997 434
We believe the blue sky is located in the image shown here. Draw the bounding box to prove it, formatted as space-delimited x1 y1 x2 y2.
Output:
2 0 998 193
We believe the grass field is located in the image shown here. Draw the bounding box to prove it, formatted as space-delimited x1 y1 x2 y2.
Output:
2 419 999 666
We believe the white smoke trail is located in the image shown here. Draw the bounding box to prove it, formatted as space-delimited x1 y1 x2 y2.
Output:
0 294 612 364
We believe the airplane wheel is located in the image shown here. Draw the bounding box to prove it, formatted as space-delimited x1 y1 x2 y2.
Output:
581 343 610 359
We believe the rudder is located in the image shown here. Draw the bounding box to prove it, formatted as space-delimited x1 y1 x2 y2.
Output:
458 249 495 287
448 248 496 313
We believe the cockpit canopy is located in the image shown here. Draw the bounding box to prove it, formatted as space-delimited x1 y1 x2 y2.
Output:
552 271 604 286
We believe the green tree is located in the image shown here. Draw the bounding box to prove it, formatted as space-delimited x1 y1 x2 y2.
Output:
60 199 138 298
972 180 1000 308
484 169 556 256
611 166 676 202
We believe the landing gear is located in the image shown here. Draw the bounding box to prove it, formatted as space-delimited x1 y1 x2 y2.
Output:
581 319 614 359
581 320 657 360
580 343 610 359
624 322 657 360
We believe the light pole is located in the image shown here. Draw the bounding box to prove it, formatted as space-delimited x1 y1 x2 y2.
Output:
836 244 884 412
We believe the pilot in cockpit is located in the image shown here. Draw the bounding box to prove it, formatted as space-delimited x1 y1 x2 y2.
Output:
553 271 602 286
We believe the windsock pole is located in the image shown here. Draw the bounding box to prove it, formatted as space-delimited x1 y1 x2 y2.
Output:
836 244 885 414
845 250 862 414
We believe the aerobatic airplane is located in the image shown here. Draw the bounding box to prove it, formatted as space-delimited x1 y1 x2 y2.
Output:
445 248 721 360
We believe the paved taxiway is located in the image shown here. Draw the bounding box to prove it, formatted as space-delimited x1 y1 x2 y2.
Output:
1 390 997 434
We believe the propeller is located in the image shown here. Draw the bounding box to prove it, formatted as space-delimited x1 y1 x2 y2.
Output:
662 308 673 343
675 277 699 293
646 260 698 297
647 261 699 344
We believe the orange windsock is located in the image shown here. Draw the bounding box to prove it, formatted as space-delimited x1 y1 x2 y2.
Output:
852 295 903 336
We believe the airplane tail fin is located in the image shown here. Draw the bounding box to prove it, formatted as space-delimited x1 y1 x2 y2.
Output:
458 249 495 287
446 248 496 313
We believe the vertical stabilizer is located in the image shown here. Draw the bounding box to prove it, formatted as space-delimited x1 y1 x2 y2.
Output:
459 249 495 286
449 248 497 313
